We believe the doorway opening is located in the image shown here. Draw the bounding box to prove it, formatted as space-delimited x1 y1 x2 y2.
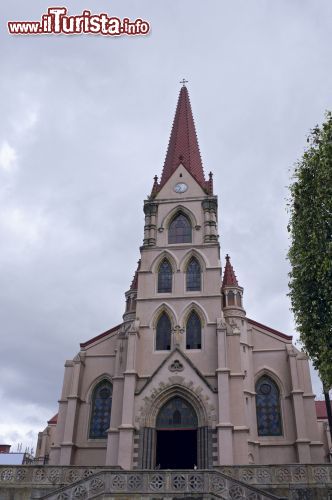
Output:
155 396 198 469
156 429 197 469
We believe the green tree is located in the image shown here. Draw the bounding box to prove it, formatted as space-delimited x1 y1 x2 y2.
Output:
288 112 332 438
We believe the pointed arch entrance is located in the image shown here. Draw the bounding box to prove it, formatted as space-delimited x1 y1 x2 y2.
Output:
138 387 212 470
156 397 198 469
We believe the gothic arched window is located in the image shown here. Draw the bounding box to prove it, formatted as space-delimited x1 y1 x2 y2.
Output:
186 311 201 349
186 257 201 291
156 312 172 351
89 380 113 439
168 213 192 244
255 376 282 436
156 397 198 429
158 259 172 293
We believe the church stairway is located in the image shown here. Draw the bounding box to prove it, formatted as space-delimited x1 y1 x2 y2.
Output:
39 469 283 499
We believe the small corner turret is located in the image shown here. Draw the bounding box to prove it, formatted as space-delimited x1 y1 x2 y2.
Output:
221 254 245 317
123 260 140 322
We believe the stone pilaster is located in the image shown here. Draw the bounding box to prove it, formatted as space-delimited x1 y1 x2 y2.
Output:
143 202 158 246
106 337 125 466
202 198 218 242
287 344 311 462
118 321 139 469
59 352 85 465
216 316 234 465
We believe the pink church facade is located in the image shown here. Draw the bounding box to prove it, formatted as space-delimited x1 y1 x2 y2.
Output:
45 85 326 469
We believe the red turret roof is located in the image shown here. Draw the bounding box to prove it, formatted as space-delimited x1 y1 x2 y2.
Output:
130 259 141 291
315 400 332 419
47 413 58 425
154 85 209 194
222 254 239 287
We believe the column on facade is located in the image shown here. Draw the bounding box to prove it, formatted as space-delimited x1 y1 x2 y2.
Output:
216 317 234 465
202 198 218 242
143 203 151 246
117 321 139 469
287 344 311 462
209 199 218 241
106 339 124 466
143 202 158 246
59 352 85 465
243 325 259 464
202 200 211 242
226 319 249 464
149 203 157 246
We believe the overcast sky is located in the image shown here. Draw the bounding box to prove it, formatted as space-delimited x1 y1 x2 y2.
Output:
1 0 331 452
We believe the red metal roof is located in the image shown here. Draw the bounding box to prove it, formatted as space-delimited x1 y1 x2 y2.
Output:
156 85 209 193
315 400 332 419
222 254 239 287
247 318 293 340
47 414 58 425
80 324 121 348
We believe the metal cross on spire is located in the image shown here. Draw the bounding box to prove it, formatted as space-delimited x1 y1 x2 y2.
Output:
180 78 188 87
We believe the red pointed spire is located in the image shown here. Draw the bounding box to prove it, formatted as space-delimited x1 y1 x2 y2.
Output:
222 254 239 287
130 259 141 291
157 84 207 192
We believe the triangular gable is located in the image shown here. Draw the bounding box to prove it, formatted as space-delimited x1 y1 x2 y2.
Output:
154 163 208 200
136 347 216 395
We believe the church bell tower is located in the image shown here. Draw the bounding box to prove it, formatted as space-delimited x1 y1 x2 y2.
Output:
112 83 228 470
136 83 222 368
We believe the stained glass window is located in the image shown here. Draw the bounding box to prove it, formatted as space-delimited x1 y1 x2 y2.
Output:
186 257 201 291
156 312 172 350
186 311 201 349
156 397 198 429
89 380 113 439
255 376 282 436
168 213 192 244
158 259 172 293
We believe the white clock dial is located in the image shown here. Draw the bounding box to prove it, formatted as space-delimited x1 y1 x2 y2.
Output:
174 182 188 193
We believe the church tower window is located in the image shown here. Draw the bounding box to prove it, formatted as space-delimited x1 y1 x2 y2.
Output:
158 259 172 293
186 257 201 291
168 213 192 244
227 290 235 306
156 312 172 350
186 311 201 349
89 380 113 439
255 376 282 436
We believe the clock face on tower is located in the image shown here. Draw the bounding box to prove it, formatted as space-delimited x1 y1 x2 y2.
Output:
174 182 188 193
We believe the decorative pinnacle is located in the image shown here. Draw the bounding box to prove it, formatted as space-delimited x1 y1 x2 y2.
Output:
129 259 141 291
180 78 188 87
151 175 159 195
208 171 213 195
222 254 239 287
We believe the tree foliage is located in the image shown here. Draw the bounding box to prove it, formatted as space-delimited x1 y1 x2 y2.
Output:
288 112 332 390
